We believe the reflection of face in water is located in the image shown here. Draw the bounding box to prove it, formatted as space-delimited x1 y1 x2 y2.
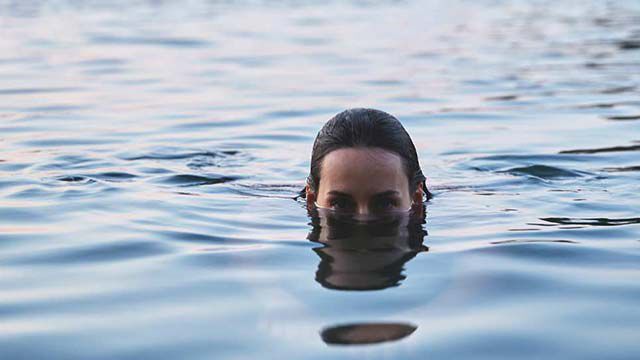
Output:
321 323 418 346
307 206 428 291
308 206 427 345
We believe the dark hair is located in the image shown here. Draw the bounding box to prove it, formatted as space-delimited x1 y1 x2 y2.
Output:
304 108 431 200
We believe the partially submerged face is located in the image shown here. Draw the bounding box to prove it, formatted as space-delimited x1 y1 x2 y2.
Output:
306 147 423 218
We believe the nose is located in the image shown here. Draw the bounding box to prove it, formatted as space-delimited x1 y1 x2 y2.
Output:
352 204 373 222
356 204 369 216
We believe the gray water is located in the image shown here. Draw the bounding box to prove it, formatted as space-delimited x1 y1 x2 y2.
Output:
1 1 639 358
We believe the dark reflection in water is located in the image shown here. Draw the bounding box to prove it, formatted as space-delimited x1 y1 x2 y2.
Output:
606 115 640 121
603 165 640 172
500 164 584 179
307 207 428 291
307 206 427 345
541 217 640 226
321 323 418 346
559 144 640 154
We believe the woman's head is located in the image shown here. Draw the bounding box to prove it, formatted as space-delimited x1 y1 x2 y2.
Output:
305 108 430 217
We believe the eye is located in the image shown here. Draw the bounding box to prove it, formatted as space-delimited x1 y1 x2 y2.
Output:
329 198 354 211
373 198 399 212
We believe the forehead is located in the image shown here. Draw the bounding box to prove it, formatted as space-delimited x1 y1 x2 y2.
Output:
319 147 408 194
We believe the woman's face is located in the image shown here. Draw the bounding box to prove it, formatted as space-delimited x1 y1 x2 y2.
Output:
307 147 423 217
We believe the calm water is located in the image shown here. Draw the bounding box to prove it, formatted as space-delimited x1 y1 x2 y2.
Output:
1 0 639 358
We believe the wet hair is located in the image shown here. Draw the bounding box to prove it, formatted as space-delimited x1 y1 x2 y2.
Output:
304 108 432 200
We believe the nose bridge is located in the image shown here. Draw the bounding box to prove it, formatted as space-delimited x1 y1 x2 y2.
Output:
353 192 372 218
356 201 370 216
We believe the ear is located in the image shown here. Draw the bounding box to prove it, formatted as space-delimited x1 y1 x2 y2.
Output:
305 184 316 207
412 182 425 204
411 182 425 217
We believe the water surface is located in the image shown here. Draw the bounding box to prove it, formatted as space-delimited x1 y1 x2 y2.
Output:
1 1 639 358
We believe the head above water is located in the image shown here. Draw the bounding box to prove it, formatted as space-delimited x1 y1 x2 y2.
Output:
305 108 430 217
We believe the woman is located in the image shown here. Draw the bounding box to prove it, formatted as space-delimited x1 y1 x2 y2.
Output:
303 108 431 218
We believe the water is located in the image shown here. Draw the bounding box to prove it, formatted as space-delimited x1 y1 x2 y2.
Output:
1 0 639 358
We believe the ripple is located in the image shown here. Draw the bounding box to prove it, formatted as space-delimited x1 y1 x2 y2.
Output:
602 166 640 172
485 94 519 101
618 39 640 50
55 175 97 184
155 174 239 187
122 148 238 161
600 86 636 94
363 79 406 86
0 87 81 95
169 119 254 130
585 61 640 69
23 105 90 113
89 34 211 48
576 100 640 109
474 154 592 162
75 58 127 67
76 59 129 75
540 217 640 227
22 137 122 147
4 241 171 266
159 230 310 249
91 172 138 181
212 55 280 68
491 239 578 245
263 108 335 118
0 162 30 171
232 183 303 199
471 241 640 267
54 172 137 184
387 95 441 103
560 144 640 154
606 115 640 121
290 36 332 46
499 165 584 179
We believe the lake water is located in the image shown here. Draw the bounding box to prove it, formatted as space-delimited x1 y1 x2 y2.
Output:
1 0 639 358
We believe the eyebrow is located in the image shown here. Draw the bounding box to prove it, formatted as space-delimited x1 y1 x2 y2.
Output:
372 190 401 199
327 190 400 198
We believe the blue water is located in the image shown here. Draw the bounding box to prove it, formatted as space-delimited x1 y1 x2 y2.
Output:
1 1 639 358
